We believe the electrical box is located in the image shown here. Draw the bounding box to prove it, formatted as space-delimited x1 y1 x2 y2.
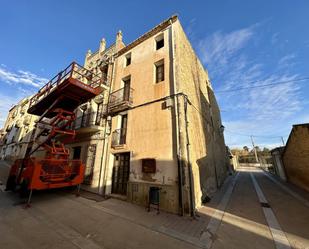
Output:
142 158 156 174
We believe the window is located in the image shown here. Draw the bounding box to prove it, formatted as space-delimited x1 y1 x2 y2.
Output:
73 146 82 159
122 77 131 101
155 60 164 83
125 53 131 66
155 34 164 50
95 102 103 125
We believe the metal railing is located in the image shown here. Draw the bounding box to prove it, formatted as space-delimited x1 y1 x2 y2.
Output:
71 111 106 130
108 87 133 110
111 128 127 147
29 62 106 109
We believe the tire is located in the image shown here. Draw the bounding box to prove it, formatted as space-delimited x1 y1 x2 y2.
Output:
19 180 30 198
5 175 16 191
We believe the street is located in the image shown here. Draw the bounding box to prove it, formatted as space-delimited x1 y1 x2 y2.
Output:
0 162 309 249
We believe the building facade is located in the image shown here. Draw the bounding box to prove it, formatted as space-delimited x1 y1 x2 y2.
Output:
0 97 37 162
282 123 309 192
0 16 229 215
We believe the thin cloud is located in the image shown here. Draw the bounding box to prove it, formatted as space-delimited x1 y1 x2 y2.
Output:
278 53 296 68
194 24 305 148
271 32 279 45
198 26 255 67
0 65 48 88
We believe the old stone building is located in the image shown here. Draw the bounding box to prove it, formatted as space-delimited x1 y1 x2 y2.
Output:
0 16 229 215
282 123 309 192
0 96 37 161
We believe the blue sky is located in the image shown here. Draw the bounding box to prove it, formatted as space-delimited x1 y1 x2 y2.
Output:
1 0 308 149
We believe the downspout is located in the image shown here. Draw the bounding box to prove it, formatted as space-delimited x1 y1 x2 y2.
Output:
101 55 116 195
183 95 195 217
169 19 184 216
98 56 115 195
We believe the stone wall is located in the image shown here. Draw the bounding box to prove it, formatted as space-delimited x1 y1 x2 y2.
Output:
173 20 228 209
283 125 309 191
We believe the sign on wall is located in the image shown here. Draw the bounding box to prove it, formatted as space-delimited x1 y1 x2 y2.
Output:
142 158 156 174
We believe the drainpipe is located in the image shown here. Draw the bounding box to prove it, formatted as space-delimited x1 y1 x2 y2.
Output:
98 56 115 195
169 19 184 216
183 95 195 217
101 56 117 195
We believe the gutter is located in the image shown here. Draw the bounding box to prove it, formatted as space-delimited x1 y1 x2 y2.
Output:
183 95 195 217
98 56 115 195
169 19 185 216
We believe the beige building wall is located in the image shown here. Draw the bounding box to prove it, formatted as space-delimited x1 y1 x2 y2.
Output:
103 16 228 214
0 97 37 162
106 24 179 213
283 124 309 192
0 15 228 215
65 33 125 192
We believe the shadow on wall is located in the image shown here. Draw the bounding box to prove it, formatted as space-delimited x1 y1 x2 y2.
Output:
196 88 229 202
115 158 179 214
0 126 37 163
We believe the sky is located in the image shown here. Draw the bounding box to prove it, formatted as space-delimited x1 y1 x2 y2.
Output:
0 0 308 149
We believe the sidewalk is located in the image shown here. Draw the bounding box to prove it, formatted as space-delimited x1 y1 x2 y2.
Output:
0 160 10 189
3 163 308 249
0 159 236 249
62 174 236 248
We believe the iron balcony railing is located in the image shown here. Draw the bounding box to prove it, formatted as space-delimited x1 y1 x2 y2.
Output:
111 128 127 147
29 62 108 109
71 111 107 130
108 87 133 111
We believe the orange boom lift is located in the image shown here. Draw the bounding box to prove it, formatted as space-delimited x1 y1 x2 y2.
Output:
5 62 104 205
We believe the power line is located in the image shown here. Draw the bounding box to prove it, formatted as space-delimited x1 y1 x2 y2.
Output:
215 77 309 93
224 129 287 139
187 97 288 140
188 100 287 141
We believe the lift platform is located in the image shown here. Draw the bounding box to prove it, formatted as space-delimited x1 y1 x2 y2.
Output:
6 62 104 204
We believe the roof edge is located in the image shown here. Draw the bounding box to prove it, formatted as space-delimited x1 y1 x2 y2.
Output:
116 15 178 57
293 123 309 128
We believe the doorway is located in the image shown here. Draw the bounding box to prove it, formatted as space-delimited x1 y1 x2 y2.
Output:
112 152 130 195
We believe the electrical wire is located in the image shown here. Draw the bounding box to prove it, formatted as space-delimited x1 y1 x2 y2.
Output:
215 77 309 93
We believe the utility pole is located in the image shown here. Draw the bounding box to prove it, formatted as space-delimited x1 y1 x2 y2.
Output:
251 135 259 163
281 136 285 146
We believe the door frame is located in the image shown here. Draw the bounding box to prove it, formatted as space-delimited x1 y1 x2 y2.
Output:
111 152 130 195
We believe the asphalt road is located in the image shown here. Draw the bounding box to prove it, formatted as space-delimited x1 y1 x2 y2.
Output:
0 161 308 249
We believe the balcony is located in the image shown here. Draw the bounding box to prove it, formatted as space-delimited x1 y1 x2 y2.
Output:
71 111 106 133
111 128 127 148
108 87 133 114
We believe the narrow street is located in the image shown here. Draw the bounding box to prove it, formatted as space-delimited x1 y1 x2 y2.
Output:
0 162 308 249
